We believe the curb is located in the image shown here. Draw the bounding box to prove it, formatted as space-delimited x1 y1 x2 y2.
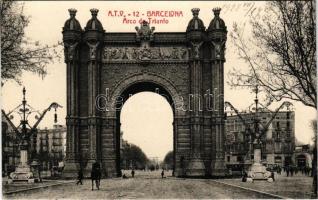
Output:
211 180 291 199
3 181 75 195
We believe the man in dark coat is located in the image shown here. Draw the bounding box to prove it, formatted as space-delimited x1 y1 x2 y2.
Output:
91 162 101 190
76 168 83 185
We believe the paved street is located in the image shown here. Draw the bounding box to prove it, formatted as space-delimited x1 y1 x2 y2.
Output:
2 179 74 195
219 172 314 199
4 171 279 199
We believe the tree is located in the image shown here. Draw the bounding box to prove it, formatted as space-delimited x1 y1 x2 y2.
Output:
229 1 316 108
121 143 149 170
311 119 317 143
311 119 317 197
1 0 60 85
163 151 173 170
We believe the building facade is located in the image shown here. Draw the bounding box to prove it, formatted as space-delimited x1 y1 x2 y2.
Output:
294 144 313 169
36 125 67 169
225 111 295 170
2 112 19 176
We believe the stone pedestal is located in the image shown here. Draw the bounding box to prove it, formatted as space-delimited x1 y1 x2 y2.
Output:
9 150 35 183
247 147 271 180
254 148 261 163
186 154 205 177
20 150 27 165
247 162 271 180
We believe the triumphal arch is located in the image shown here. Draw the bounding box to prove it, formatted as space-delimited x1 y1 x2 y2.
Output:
62 7 227 178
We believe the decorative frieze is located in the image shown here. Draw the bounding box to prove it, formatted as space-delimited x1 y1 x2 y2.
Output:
102 47 188 61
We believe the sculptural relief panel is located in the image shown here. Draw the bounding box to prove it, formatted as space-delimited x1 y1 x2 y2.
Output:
102 47 189 61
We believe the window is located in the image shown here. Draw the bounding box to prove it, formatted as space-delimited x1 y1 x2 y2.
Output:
286 121 290 130
276 121 280 129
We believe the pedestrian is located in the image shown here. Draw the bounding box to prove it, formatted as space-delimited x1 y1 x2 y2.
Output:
242 171 247 182
286 166 290 177
38 164 43 183
290 166 294 177
76 168 83 185
161 169 165 178
271 170 275 182
91 162 101 191
131 169 135 178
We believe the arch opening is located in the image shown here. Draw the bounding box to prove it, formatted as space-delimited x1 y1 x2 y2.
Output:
114 81 176 176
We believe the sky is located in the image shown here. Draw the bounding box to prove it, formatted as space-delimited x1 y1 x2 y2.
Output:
1 1 316 160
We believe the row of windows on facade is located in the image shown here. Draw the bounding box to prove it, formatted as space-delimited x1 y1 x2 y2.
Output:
226 121 292 132
226 155 286 163
226 112 293 120
226 131 292 143
225 143 293 154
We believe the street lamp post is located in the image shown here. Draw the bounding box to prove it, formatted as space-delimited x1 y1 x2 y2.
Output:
2 87 62 183
225 85 293 180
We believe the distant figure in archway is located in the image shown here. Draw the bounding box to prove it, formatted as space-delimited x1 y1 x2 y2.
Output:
161 169 165 178
91 162 101 190
122 173 128 179
76 168 83 185
131 169 135 178
242 171 247 182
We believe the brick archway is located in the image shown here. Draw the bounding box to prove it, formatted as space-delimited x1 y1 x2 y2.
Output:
62 7 228 178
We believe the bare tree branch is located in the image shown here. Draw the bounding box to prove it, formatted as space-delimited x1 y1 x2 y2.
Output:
0 0 61 85
228 0 316 108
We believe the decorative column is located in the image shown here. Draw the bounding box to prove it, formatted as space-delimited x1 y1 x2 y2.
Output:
185 8 206 177
62 8 82 177
83 8 105 174
207 8 227 176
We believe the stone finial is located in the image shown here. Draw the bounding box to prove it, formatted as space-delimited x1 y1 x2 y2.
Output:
90 8 99 17
191 8 200 17
212 7 221 16
68 8 77 18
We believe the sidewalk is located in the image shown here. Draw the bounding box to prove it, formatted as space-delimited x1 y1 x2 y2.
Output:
218 173 314 199
3 178 74 195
